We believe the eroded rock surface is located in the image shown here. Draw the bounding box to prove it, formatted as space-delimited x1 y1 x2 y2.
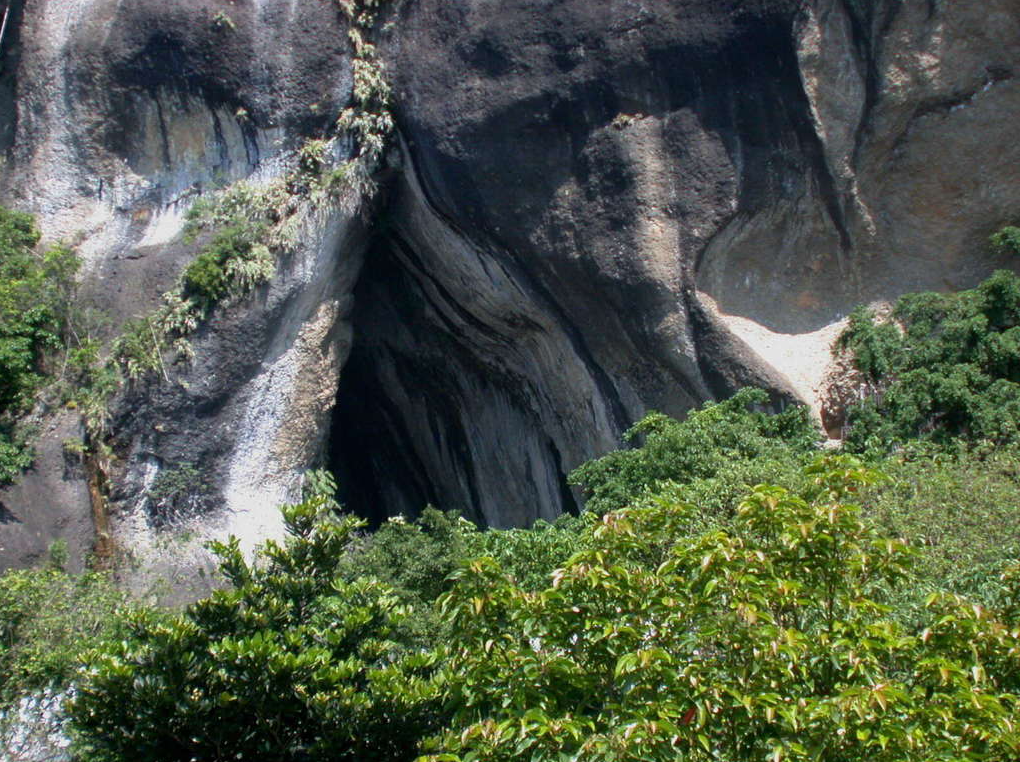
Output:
0 0 1018 567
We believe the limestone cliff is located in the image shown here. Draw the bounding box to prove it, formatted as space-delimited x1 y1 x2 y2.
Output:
0 0 1017 572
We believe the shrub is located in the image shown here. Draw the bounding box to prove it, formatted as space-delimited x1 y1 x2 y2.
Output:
839 270 1020 450
863 447 1020 607
69 495 445 762
0 564 131 709
335 507 476 643
0 207 81 483
146 462 209 525
991 225 1020 257
181 223 269 311
569 387 819 515
467 513 587 592
336 508 586 640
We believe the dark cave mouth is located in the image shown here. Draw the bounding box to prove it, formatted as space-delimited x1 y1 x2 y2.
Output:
325 234 581 530
328 347 582 530
328 344 439 529
326 234 474 529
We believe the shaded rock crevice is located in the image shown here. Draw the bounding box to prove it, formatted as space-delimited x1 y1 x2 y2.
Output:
0 0 26 154
328 150 627 527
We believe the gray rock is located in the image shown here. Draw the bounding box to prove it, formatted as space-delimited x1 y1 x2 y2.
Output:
0 690 71 762
0 0 1018 570
0 411 92 572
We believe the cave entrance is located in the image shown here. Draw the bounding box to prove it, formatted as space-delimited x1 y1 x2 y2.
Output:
328 236 441 528
327 229 581 530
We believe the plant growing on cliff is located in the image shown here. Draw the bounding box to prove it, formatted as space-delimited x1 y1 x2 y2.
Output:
181 222 273 310
0 207 81 482
991 225 1020 258
106 0 399 389
334 0 395 169
211 11 236 32
837 269 1020 451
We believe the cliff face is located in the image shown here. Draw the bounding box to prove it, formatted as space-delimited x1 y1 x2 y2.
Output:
0 0 1018 569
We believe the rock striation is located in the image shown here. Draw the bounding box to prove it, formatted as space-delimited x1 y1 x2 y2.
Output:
0 0 1018 568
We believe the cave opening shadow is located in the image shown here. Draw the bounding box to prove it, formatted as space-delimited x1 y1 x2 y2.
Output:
328 343 439 530
327 232 448 530
328 225 584 530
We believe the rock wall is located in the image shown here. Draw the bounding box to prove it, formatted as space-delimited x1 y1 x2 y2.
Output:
0 0 1018 568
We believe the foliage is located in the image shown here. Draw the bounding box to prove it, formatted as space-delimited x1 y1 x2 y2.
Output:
0 428 35 486
341 509 475 608
466 514 587 593
334 0 395 165
69 494 445 762
181 223 272 310
834 305 901 383
146 462 207 524
0 563 131 709
0 207 81 482
111 316 167 381
569 387 819 516
863 446 1020 607
423 457 1020 762
57 306 120 438
337 509 585 641
838 270 1020 450
211 11 236 32
991 225 1020 258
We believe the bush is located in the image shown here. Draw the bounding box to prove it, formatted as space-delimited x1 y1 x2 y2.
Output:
336 508 587 640
569 387 819 515
69 496 445 762
0 563 131 709
839 270 1020 450
991 225 1020 258
863 447 1020 606
182 223 270 311
335 508 476 643
340 508 475 608
0 207 81 483
467 513 587 592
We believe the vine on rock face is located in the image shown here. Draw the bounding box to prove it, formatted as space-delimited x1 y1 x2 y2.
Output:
335 0 395 165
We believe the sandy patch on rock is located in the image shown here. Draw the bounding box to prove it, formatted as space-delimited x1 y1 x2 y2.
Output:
697 292 847 429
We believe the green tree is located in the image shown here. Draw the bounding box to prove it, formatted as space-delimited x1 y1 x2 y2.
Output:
423 457 1020 762
466 514 587 593
0 206 80 482
336 507 478 643
70 495 445 762
862 446 1020 610
335 508 586 641
838 269 1020 451
569 387 818 516
0 563 130 709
